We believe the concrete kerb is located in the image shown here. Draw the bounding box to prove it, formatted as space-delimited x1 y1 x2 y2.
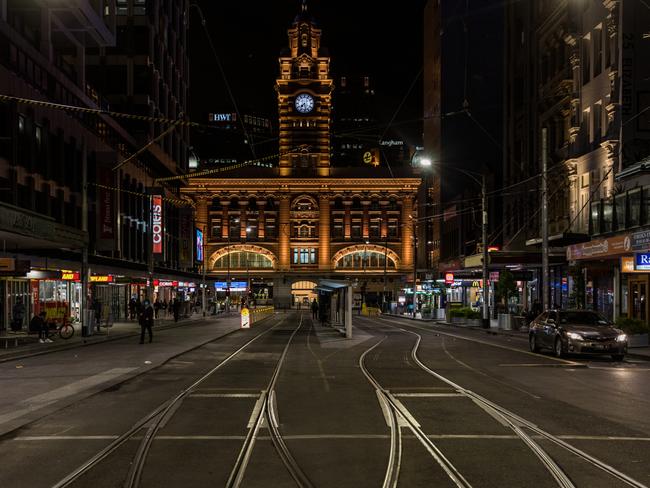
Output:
0 313 237 364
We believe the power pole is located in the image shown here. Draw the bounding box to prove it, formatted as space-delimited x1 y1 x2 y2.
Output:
147 194 154 303
412 218 417 318
541 127 550 311
481 173 489 328
81 138 89 337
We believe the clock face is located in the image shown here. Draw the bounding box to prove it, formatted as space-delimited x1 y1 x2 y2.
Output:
294 93 314 114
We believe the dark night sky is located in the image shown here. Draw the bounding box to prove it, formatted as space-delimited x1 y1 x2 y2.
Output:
188 0 427 144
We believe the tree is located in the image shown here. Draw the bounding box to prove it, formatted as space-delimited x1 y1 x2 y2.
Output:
569 266 585 309
495 269 517 312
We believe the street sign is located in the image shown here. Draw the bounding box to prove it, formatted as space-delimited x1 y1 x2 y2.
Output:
240 307 250 329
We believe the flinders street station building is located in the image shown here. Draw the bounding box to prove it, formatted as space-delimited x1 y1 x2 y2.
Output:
183 5 422 308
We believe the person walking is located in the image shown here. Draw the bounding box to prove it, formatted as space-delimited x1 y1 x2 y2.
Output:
11 298 25 332
139 299 154 344
311 298 319 320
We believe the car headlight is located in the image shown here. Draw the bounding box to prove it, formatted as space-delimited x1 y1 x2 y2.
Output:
616 334 627 343
566 332 583 340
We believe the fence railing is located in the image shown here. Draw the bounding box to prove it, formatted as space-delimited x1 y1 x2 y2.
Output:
251 306 274 324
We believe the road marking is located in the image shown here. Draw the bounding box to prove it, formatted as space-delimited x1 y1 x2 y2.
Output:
387 393 421 428
440 337 542 400
247 392 265 429
0 367 137 426
376 390 392 427
498 363 579 368
392 393 464 398
13 436 120 441
188 393 260 398
12 434 650 442
375 316 584 367
587 366 650 371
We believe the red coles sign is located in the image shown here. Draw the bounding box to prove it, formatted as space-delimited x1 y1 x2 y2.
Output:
152 195 163 254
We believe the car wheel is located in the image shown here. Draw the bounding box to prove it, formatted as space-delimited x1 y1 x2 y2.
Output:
611 354 625 362
554 337 564 358
529 334 540 353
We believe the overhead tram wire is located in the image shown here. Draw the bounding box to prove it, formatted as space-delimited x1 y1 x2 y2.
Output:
189 3 257 160
113 115 185 171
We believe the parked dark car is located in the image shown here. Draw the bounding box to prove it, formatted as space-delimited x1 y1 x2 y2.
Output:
529 310 627 361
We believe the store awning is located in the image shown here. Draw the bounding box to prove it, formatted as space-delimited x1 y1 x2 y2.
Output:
525 232 590 247
314 279 349 293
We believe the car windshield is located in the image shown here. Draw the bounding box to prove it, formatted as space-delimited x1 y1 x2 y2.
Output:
558 311 609 326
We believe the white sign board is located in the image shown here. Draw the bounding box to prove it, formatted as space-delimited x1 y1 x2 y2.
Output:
240 307 250 329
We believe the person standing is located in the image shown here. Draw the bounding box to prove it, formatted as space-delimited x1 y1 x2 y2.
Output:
311 298 319 320
154 298 161 319
30 311 52 343
11 298 25 332
93 297 102 333
139 299 154 344
172 297 180 322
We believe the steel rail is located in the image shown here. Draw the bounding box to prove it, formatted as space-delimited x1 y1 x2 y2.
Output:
405 330 575 488
376 316 647 488
358 337 402 488
226 313 312 488
359 336 470 488
124 314 289 488
51 312 284 488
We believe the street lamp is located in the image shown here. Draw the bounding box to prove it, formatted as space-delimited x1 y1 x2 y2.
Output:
435 165 489 328
245 226 252 307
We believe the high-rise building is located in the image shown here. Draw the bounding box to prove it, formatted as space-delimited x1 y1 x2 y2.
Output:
184 3 421 309
503 0 650 320
0 1 197 331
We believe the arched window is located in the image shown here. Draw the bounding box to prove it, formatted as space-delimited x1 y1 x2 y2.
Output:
335 250 396 270
212 251 274 269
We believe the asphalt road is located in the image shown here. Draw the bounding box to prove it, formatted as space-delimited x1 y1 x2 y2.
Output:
0 311 649 487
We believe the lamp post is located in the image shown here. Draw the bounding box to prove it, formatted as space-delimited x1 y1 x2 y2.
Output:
382 219 388 312
245 226 252 308
412 215 417 318
416 158 488 327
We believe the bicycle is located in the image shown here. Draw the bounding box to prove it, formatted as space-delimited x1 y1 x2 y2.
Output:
46 318 74 340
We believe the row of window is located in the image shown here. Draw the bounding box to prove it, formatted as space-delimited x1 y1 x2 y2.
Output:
209 249 396 270
591 186 650 236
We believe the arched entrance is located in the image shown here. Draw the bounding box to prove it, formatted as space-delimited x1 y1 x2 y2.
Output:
291 280 317 309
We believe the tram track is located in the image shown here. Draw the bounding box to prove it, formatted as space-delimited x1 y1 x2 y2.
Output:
362 315 648 488
51 311 291 488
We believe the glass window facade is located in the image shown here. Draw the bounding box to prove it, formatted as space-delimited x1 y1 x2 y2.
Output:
335 251 396 269
213 251 273 269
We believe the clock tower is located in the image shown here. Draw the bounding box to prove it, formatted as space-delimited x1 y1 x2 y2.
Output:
276 1 333 177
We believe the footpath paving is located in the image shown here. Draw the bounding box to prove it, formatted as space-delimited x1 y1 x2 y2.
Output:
383 313 650 361
0 312 250 437
0 312 235 363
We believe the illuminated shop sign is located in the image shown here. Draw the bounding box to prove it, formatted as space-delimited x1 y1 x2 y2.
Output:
444 273 454 284
90 275 113 283
61 271 80 281
196 228 204 262
156 280 178 287
208 113 237 122
635 252 650 270
215 281 247 291
152 195 163 254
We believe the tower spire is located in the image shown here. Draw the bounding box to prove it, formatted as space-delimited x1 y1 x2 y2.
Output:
302 0 307 13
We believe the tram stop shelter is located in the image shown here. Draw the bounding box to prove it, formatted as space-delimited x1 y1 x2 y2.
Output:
314 279 353 339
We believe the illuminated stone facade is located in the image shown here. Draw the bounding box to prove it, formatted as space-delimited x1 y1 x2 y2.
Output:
184 4 421 306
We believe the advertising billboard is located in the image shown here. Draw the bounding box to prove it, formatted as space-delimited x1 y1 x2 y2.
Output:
152 195 163 254
196 227 204 262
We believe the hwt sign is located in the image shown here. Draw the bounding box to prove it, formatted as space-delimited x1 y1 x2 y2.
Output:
152 195 163 254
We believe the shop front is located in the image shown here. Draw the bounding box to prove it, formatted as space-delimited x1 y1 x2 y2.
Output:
567 230 650 323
